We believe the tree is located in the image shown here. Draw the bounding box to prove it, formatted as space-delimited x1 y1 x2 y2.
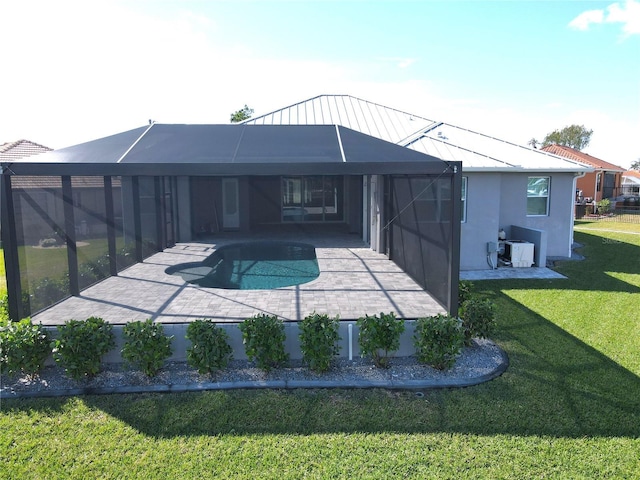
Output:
630 158 640 170
230 105 254 123
527 138 539 149
540 124 593 150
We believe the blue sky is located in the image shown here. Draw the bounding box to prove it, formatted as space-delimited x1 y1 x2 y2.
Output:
1 0 638 167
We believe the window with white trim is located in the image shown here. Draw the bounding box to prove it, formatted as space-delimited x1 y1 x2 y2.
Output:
527 176 550 216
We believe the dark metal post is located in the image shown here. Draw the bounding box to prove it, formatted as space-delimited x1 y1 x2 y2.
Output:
1 172 24 320
448 163 462 317
132 176 143 262
104 176 117 276
154 176 164 251
62 176 79 296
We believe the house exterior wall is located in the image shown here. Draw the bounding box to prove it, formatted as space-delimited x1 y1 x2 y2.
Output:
249 177 282 227
499 172 575 259
460 173 501 270
460 171 576 270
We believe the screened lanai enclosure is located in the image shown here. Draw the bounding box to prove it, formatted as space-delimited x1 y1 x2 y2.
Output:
1 124 461 321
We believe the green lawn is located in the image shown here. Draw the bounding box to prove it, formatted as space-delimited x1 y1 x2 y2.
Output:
1 224 639 479
17 237 116 286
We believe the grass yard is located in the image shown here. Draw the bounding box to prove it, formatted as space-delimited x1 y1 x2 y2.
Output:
17 237 123 286
1 224 639 478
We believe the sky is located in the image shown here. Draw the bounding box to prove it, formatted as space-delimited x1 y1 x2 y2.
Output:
1 0 638 168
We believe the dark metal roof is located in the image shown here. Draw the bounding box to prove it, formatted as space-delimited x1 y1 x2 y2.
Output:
2 124 455 176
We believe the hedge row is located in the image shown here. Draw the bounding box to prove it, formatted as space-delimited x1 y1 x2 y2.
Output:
1 297 496 380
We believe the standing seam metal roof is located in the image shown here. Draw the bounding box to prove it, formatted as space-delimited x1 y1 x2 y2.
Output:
4 124 454 177
246 95 592 173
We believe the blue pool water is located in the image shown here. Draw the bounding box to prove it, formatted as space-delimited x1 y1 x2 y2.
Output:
165 241 319 289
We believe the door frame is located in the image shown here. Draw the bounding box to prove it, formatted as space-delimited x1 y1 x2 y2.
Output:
222 177 240 230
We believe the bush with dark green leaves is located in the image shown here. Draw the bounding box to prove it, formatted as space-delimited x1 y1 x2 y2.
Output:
299 312 341 373
461 297 496 344
0 293 9 326
414 314 465 370
239 314 289 371
121 319 173 376
357 312 405 368
186 319 233 374
29 276 70 313
458 280 474 311
0 318 50 376
52 317 115 380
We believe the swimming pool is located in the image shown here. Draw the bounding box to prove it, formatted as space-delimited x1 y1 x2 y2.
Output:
165 241 320 290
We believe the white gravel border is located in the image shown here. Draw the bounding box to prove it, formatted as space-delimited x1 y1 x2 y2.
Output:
1 339 508 398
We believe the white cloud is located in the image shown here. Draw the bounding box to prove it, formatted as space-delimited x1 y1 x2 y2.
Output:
1 1 636 171
569 9 604 31
569 0 640 36
606 0 640 35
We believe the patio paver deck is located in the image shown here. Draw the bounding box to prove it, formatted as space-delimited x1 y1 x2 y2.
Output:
32 233 446 325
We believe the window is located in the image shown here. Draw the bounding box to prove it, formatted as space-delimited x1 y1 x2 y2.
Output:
527 176 550 216
461 177 467 223
282 176 344 222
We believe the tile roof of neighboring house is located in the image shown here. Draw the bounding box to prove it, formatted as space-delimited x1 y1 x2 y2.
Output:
1 140 123 189
10 176 122 189
540 144 625 172
622 170 640 184
0 139 52 161
245 94 591 173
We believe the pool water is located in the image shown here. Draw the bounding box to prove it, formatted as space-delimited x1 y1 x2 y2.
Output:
165 241 320 289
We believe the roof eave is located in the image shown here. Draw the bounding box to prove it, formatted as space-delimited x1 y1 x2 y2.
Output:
462 166 594 174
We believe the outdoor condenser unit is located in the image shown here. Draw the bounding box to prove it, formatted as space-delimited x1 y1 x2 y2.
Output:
503 240 534 268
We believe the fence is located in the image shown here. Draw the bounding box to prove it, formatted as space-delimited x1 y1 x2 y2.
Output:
575 202 640 224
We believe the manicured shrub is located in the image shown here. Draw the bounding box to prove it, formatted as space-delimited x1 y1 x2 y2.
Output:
458 280 473 308
239 314 288 371
357 312 405 368
121 319 173 376
0 293 9 326
38 237 61 248
414 314 464 370
299 312 341 373
597 198 611 215
461 297 496 344
0 318 50 376
29 276 70 313
186 319 233 374
52 317 115 380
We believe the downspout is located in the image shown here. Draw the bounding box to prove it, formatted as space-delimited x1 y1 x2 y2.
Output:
571 171 587 256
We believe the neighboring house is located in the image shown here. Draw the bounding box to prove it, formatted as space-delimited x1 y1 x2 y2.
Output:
541 144 626 202
1 123 461 320
1 140 122 244
621 170 640 196
245 95 592 271
0 139 52 161
0 140 53 234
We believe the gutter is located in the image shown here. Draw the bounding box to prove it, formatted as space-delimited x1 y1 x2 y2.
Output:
570 170 588 257
461 166 595 173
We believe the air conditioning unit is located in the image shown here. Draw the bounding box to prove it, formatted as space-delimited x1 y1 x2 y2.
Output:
503 240 534 268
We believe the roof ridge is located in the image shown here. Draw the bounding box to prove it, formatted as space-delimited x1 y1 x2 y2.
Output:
246 94 436 125
0 139 53 154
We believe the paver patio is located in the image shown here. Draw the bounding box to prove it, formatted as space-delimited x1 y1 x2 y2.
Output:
32 233 446 325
